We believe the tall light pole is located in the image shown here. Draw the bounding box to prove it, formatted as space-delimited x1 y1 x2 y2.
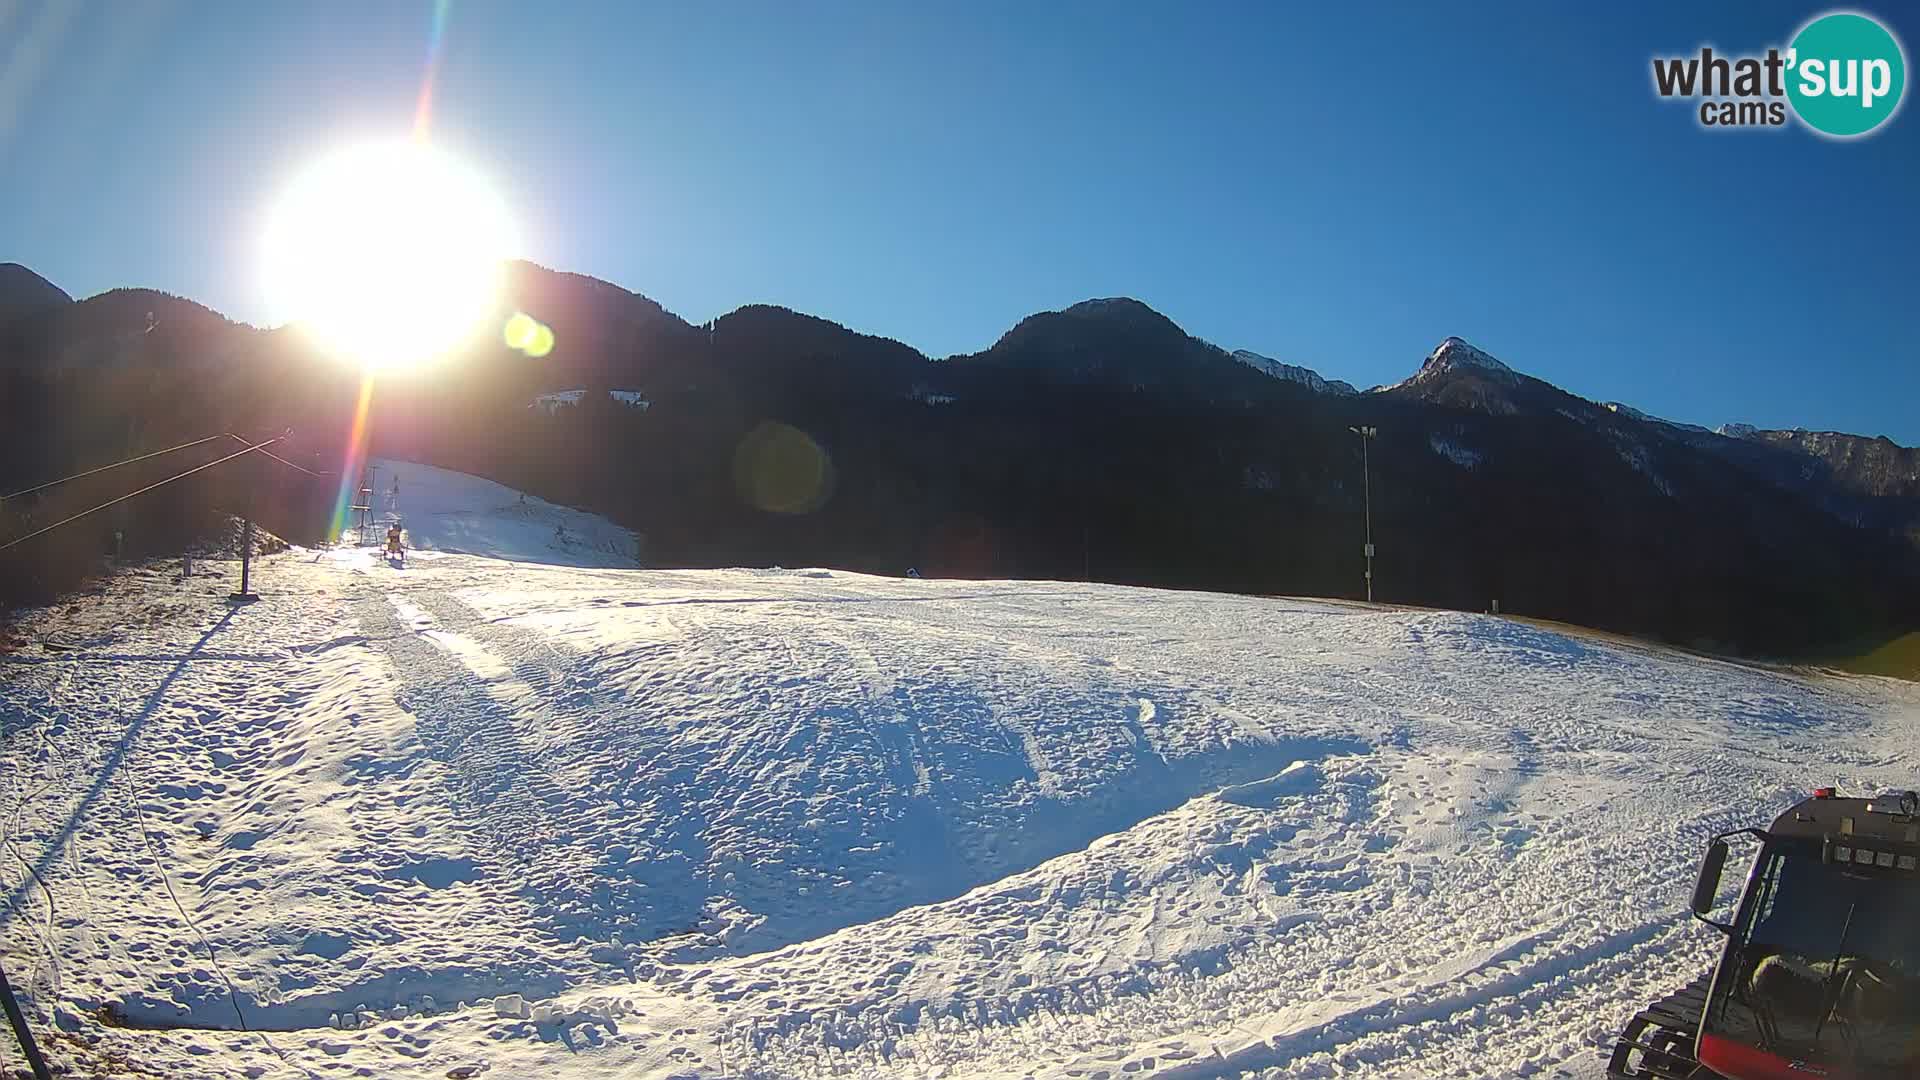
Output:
1349 426 1377 603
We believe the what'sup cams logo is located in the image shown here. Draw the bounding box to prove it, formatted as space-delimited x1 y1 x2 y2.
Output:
1652 10 1906 137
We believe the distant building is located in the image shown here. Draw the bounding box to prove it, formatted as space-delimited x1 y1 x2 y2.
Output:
528 388 653 415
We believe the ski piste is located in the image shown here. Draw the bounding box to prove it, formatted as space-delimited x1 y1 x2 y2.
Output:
1 460 1915 1078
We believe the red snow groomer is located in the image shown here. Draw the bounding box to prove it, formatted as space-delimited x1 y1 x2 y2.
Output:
1608 788 1920 1079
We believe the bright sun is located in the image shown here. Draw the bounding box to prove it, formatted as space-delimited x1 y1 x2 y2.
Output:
264 139 517 372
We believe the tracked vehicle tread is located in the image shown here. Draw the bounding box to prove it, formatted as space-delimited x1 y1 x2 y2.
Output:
1606 972 1714 1078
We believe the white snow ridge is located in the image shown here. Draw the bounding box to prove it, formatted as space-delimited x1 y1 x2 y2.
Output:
1376 336 1519 395
2 461 1916 1079
1230 350 1358 395
1418 335 1516 380
1603 402 1710 435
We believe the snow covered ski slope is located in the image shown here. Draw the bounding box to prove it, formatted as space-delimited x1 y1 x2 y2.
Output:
1 461 1915 1079
362 458 641 567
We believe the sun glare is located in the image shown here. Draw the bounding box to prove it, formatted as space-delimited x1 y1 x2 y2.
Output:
264 140 517 372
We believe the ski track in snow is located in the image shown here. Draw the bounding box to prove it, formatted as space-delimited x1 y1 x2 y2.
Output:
1 461 1916 1079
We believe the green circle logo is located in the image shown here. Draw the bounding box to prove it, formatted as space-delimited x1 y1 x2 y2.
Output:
1787 12 1906 137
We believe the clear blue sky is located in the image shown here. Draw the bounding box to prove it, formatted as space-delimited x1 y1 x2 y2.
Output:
3 2 1915 441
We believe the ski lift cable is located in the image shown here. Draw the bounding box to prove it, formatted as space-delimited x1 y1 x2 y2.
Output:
223 433 326 477
0 438 280 553
0 434 228 501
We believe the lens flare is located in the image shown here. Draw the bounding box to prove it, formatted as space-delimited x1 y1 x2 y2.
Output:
733 422 834 514
527 323 555 358
328 377 377 542
502 311 555 358
504 311 538 350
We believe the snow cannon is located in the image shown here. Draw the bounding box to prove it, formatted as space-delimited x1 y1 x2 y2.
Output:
1607 788 1920 1078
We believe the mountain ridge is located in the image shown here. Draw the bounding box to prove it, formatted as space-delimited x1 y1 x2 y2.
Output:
6 257 1912 506
6 258 1907 454
5 258 1916 659
0 262 74 328
1230 349 1358 396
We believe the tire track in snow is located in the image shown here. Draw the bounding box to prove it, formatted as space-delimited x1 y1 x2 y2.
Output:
2 711 65 1000
0 663 86 1003
353 588 635 947
369 584 722 953
1036 866 1710 1080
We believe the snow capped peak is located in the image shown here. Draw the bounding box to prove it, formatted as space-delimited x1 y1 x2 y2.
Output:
1230 349 1358 395
1377 336 1521 396
1718 422 1760 440
1421 336 1514 378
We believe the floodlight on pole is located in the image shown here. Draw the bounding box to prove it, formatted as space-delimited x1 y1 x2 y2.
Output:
1349 426 1377 603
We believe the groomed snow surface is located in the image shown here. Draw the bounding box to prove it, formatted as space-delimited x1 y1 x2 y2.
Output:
363 458 641 568
2 461 1916 1080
